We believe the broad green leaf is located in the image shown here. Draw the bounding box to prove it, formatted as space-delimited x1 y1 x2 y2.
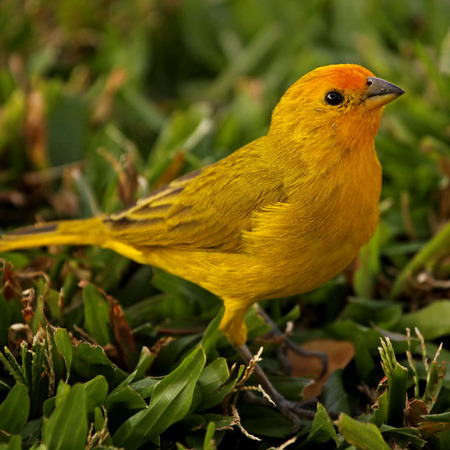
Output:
56 381 71 407
41 384 88 450
306 403 339 445
381 425 426 450
130 377 159 400
134 346 154 380
155 334 203 370
106 385 147 414
195 357 236 411
71 342 127 386
370 390 388 427
337 413 390 450
43 382 71 416
395 301 450 340
42 397 55 419
54 328 73 382
113 347 206 449
106 384 148 443
0 384 29 434
422 412 450 422
83 375 108 413
109 346 155 396
82 283 111 346
323 370 351 415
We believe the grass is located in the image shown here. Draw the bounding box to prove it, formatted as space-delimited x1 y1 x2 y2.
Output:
0 0 449 448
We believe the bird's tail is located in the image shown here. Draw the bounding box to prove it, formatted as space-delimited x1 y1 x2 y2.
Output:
0 217 107 253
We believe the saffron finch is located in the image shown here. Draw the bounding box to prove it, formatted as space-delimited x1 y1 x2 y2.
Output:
0 64 403 349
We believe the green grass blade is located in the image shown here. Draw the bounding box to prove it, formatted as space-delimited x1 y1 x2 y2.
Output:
0 383 30 434
41 383 88 450
337 413 390 450
113 346 206 449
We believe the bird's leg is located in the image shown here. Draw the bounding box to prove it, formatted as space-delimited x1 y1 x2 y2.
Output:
234 343 316 432
256 305 328 377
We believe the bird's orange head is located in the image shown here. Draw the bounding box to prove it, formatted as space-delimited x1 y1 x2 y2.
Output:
267 64 404 171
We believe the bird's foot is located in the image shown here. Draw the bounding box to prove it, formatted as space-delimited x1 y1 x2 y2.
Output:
257 306 328 377
235 344 317 433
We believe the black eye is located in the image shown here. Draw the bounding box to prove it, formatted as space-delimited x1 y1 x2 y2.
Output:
325 91 344 106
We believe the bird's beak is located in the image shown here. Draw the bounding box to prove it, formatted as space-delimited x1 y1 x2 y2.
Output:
364 76 404 109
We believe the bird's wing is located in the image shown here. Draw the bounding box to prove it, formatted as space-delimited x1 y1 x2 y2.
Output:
105 142 287 252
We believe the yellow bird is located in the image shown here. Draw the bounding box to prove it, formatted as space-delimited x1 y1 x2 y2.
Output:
0 65 403 420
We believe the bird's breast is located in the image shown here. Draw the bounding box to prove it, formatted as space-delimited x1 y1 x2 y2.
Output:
246 148 382 297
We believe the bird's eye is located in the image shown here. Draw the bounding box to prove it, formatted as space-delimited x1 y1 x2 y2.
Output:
325 91 344 106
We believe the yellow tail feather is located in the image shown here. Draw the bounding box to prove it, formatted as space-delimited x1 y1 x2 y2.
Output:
0 217 107 252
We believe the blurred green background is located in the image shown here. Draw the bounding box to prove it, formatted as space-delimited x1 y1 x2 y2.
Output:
1 0 449 235
0 0 449 448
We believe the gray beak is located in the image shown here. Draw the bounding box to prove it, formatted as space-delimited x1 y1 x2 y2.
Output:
366 77 405 98
364 76 404 109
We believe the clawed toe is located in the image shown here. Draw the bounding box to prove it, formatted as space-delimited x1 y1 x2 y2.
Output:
257 306 328 377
